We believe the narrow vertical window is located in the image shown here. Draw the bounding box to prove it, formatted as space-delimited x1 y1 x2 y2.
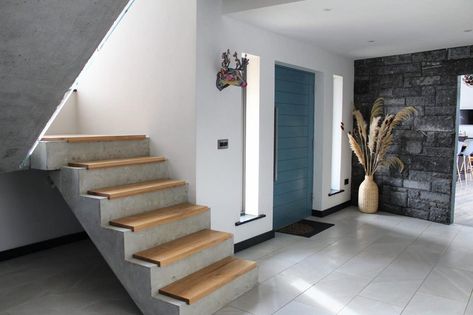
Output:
242 54 260 216
331 75 343 192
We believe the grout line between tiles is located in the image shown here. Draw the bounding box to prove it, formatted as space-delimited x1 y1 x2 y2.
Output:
400 220 462 314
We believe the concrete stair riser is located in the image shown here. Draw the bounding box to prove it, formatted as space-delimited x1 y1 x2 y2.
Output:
156 268 258 315
98 186 188 226
32 139 150 170
71 161 170 194
136 238 234 292
120 211 211 258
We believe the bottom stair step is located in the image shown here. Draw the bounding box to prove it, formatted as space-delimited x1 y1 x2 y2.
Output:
159 257 257 305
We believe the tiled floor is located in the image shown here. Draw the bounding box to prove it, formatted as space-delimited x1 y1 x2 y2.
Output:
455 179 473 226
0 240 141 315
2 207 473 315
224 207 473 315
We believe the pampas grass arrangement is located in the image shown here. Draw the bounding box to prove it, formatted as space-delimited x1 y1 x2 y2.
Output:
342 98 416 213
341 98 417 176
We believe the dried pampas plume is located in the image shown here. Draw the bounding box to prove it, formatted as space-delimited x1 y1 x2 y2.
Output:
341 98 417 176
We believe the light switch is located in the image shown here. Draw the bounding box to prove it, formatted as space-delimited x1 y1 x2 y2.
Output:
218 139 229 149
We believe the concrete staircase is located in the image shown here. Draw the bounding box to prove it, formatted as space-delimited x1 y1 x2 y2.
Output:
31 135 257 315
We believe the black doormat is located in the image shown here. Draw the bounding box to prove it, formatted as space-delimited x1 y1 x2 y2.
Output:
277 219 334 238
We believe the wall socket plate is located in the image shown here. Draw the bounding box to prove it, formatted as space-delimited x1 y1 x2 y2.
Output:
218 139 229 149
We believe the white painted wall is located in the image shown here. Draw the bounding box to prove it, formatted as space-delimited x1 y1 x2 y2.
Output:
459 76 473 136
196 0 354 243
42 0 353 244
0 170 83 251
45 91 78 135
71 0 197 200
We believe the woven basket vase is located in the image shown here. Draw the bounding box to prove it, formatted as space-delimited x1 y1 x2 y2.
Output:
358 175 379 213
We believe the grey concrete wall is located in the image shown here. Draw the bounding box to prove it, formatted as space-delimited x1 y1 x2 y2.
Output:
353 45 473 224
0 0 129 172
0 170 82 251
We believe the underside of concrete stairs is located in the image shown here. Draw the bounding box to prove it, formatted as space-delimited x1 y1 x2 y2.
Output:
31 135 257 315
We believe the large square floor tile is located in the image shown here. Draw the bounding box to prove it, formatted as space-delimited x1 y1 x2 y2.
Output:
402 293 467 315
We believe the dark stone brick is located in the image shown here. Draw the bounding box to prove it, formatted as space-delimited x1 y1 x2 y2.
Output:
403 179 430 190
378 74 404 88
378 88 393 97
421 86 436 97
404 141 422 154
436 88 457 105
355 66 370 76
384 97 406 105
429 208 451 223
432 179 452 194
382 54 413 64
378 63 421 75
415 116 454 132
408 189 421 199
403 72 423 79
406 96 435 106
410 156 453 174
355 59 366 67
380 175 403 187
354 80 370 94
404 76 441 87
448 46 472 60
388 190 408 207
421 62 449 76
394 130 424 141
424 132 455 147
420 191 450 204
411 49 447 62
393 87 422 97
409 170 432 181
405 208 430 220
448 59 473 75
424 106 456 116
422 147 455 157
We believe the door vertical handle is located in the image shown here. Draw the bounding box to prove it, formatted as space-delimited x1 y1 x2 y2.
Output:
274 107 279 182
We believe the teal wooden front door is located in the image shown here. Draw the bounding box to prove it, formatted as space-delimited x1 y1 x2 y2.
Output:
273 65 315 230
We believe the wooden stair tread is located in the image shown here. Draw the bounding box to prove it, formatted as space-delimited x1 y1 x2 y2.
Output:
133 229 232 267
88 179 186 199
41 134 146 143
110 203 209 232
68 156 166 169
159 257 256 304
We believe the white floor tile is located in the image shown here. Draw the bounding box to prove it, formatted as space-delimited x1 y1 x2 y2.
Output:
465 294 473 315
438 247 473 272
273 300 325 315
335 252 394 279
402 293 467 315
359 278 422 307
338 295 403 315
375 259 433 282
418 266 473 303
278 254 338 285
294 271 371 314
230 275 308 315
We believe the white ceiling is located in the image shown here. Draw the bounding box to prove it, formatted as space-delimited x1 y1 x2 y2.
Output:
225 0 473 59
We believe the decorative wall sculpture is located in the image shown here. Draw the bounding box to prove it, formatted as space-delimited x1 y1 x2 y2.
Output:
216 49 249 91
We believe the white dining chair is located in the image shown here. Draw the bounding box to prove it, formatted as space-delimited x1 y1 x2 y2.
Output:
461 140 473 183
457 141 464 183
